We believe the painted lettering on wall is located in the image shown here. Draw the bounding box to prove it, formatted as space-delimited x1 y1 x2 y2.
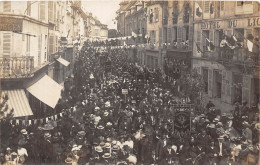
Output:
248 17 260 27
201 21 220 29
228 20 237 28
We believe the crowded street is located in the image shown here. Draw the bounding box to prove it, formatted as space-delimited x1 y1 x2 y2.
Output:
0 0 259 165
0 40 259 165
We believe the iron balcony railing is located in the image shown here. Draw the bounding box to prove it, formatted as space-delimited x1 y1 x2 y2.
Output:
0 56 34 78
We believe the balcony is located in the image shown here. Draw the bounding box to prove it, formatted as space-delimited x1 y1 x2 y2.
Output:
202 46 259 69
0 56 34 78
167 41 191 51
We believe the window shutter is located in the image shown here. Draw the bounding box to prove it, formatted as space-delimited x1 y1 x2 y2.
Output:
167 28 172 43
48 1 53 22
40 2 46 21
159 28 162 44
226 71 232 103
3 2 11 12
197 30 201 44
214 30 219 47
220 1 224 11
55 36 58 52
242 75 251 105
177 27 182 42
3 32 11 57
172 27 177 41
204 1 210 13
54 2 56 22
208 69 213 97
27 1 31 16
49 36 54 54
182 27 186 42
38 35 42 65
221 70 227 101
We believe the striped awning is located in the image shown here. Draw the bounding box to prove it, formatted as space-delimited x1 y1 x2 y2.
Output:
2 89 33 117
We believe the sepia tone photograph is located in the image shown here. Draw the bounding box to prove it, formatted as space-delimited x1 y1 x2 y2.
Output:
0 0 259 164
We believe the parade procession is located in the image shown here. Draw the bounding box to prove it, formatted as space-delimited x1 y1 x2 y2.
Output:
0 0 259 165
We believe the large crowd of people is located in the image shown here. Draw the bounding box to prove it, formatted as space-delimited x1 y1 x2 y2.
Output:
0 40 259 165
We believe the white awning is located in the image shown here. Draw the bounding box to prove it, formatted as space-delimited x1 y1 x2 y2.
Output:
26 75 63 108
56 57 70 67
2 89 33 117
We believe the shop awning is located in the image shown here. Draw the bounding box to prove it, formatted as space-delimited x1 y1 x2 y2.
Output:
56 57 70 67
26 75 63 108
2 89 33 117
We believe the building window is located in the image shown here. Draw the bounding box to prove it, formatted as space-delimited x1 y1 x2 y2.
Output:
3 32 11 57
150 30 156 44
182 26 189 41
39 1 46 21
215 29 223 47
204 1 210 13
202 68 208 94
27 1 31 16
154 7 159 22
173 27 177 42
213 70 222 98
220 1 224 11
202 30 209 51
3 1 11 12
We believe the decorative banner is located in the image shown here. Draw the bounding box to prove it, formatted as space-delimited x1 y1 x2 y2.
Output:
173 104 193 137
28 120 32 125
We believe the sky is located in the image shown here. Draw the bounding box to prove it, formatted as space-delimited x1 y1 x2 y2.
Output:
82 0 121 29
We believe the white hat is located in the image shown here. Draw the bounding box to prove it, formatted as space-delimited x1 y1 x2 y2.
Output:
20 129 28 135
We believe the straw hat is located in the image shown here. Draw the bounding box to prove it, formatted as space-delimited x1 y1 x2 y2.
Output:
95 146 103 152
20 129 28 135
6 147 11 151
103 111 109 116
102 153 111 158
112 145 120 150
97 125 104 130
95 107 100 111
44 132 51 138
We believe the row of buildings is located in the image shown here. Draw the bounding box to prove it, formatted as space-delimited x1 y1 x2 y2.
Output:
0 0 108 119
116 0 260 111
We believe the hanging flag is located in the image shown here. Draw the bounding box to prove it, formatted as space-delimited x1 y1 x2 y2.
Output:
54 115 57 120
28 120 32 125
247 40 253 52
195 2 202 17
210 2 214 14
132 31 137 38
196 43 202 53
206 38 215 51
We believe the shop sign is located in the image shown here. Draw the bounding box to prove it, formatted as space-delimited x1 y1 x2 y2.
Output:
122 89 128 95
0 17 23 32
201 21 221 29
248 17 260 27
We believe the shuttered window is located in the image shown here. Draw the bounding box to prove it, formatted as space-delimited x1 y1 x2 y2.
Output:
49 36 54 54
54 2 56 22
159 28 162 44
209 30 214 45
197 30 201 48
208 69 213 97
48 1 53 22
154 7 159 22
27 1 31 16
177 27 182 42
220 1 224 11
167 28 172 43
3 32 11 57
173 27 177 41
39 2 46 21
204 1 210 13
38 35 42 65
3 2 11 12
